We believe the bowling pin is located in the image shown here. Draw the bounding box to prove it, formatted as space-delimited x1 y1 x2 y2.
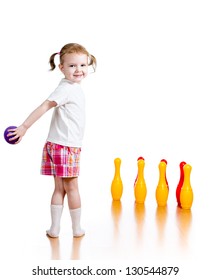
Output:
111 158 123 201
180 164 193 210
156 161 169 207
176 161 186 207
134 156 144 186
134 157 147 204
161 159 169 189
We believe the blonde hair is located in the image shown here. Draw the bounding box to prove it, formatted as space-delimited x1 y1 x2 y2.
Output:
49 43 97 72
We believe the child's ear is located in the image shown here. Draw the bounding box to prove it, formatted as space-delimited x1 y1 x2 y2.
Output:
59 64 64 73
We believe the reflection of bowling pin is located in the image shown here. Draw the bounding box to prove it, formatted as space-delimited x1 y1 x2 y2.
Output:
111 158 123 200
176 161 186 207
180 164 193 210
161 159 169 189
156 161 169 207
134 158 147 204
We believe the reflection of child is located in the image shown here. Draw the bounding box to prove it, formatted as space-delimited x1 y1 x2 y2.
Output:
9 43 97 238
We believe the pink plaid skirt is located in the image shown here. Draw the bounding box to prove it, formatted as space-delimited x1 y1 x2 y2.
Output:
41 142 81 177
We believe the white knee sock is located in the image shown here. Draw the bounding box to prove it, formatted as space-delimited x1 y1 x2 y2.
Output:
70 208 85 237
46 204 63 238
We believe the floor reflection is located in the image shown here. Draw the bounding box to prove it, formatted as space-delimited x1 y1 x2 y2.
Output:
134 203 145 239
43 202 194 260
111 201 122 238
70 236 84 260
155 206 168 243
47 235 60 260
47 234 84 260
176 206 192 248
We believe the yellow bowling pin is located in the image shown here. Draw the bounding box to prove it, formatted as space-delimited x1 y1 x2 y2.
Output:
111 158 123 201
156 161 169 207
134 158 147 204
180 164 193 210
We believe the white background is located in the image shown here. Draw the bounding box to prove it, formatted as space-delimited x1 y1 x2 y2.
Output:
0 0 210 279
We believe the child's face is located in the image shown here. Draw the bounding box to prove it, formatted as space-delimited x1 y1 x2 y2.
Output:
59 53 88 83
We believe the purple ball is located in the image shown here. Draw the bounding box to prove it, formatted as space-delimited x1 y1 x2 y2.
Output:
4 126 18 144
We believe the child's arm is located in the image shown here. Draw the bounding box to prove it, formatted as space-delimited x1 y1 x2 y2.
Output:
8 100 57 143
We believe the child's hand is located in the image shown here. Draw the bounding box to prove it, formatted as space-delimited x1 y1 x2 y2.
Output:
7 125 27 144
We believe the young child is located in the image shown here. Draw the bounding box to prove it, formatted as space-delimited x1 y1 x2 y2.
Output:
8 43 97 238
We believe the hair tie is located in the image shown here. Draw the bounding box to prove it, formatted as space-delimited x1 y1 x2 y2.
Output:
57 52 60 55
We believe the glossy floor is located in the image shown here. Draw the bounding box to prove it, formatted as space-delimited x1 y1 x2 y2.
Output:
1 168 209 279
22 190 206 263
30 201 194 261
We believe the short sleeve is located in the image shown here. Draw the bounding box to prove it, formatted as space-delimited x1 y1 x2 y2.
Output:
47 84 70 106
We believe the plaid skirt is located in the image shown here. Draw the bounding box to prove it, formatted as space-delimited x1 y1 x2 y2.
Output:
41 142 81 177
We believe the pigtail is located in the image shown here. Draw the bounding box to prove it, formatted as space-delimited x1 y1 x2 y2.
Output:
49 52 60 71
89 54 97 72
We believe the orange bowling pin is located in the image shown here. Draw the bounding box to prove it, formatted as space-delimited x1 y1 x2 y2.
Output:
111 158 123 201
180 164 193 210
134 157 147 204
156 160 169 207
161 159 169 189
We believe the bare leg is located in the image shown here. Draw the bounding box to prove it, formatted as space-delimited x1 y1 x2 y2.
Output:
63 177 84 237
63 177 81 209
51 176 66 205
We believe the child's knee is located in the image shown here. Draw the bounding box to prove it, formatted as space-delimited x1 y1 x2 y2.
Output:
63 177 78 192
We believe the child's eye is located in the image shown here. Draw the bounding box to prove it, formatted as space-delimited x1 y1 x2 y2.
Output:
69 65 76 67
81 64 87 67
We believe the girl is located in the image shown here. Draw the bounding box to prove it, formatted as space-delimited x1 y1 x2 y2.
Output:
8 43 97 238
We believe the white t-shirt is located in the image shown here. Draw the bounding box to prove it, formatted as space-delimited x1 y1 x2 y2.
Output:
46 79 85 147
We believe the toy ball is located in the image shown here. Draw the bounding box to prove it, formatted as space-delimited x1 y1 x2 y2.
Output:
4 126 18 144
